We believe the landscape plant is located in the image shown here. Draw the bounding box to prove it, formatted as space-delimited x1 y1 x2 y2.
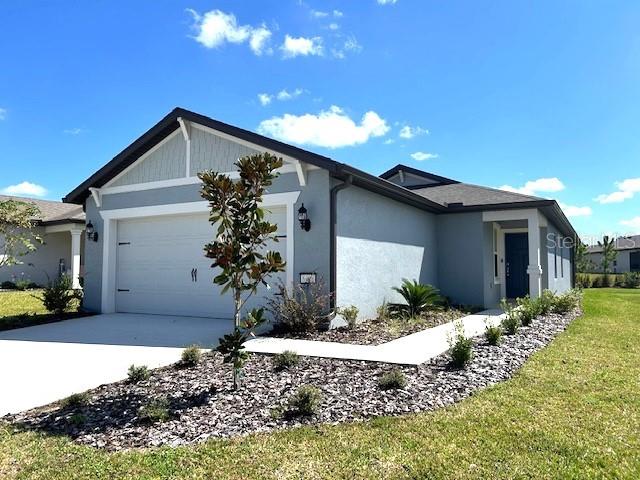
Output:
39 275 82 316
272 350 300 371
448 320 473 368
390 279 443 318
337 305 359 329
500 299 521 335
127 364 150 383
484 322 502 346
267 280 330 333
138 398 171 424
180 345 202 367
622 271 640 288
0 199 42 269
598 235 617 275
378 369 408 390
199 152 287 387
287 385 323 416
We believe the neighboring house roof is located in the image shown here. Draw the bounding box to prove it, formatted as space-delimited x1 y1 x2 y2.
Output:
587 235 640 253
0 195 85 226
62 107 577 239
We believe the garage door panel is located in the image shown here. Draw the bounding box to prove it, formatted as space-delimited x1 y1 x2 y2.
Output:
115 209 286 319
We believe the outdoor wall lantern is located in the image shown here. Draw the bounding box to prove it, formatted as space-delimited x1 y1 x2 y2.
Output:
86 221 99 242
298 204 311 231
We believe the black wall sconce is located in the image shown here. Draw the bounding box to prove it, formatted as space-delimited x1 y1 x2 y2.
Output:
298 204 311 231
86 221 99 242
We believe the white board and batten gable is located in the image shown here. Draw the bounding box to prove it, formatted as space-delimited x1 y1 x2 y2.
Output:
98 119 312 197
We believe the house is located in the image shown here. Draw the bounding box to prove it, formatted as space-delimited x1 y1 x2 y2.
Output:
63 107 577 322
0 195 85 288
586 235 640 273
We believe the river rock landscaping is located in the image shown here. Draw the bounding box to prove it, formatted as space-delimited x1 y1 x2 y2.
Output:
4 307 580 451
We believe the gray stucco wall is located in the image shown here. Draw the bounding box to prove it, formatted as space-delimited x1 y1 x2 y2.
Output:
81 169 331 314
545 222 572 293
436 212 486 308
586 249 639 273
0 229 73 286
335 184 438 320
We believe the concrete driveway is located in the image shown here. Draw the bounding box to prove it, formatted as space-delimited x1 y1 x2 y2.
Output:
0 313 232 416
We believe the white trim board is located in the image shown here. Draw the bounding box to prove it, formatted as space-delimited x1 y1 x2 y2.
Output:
98 191 300 313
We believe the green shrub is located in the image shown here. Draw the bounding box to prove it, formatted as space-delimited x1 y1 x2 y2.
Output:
500 299 521 335
516 296 540 326
180 345 202 367
1 280 16 289
138 398 171 424
538 290 556 315
39 275 81 315
551 289 582 314
127 364 150 383
378 369 408 390
376 301 391 322
287 385 322 416
485 324 502 346
273 350 300 370
390 279 443 318
69 413 86 426
62 392 89 409
622 272 640 288
448 321 473 368
14 279 37 291
338 305 359 329
576 273 590 289
267 281 330 333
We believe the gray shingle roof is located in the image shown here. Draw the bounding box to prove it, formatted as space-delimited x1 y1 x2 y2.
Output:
587 235 640 253
411 183 543 207
0 195 84 224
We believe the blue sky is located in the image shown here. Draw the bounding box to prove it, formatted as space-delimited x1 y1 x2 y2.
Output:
1 1 639 241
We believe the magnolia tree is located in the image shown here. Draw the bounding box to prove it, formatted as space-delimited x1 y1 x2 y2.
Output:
198 152 286 388
0 199 42 269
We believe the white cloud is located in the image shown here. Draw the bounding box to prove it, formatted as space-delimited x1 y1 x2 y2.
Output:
277 88 304 100
411 151 438 161
621 216 640 230
0 108 6 120
328 23 340 31
311 10 329 18
187 9 272 55
377 0 398 4
281 35 323 58
257 105 389 148
258 93 273 106
63 127 86 135
1 181 48 198
333 10 344 17
399 125 429 139
594 177 640 204
499 178 565 196
384 138 395 145
559 203 592 218
332 35 362 59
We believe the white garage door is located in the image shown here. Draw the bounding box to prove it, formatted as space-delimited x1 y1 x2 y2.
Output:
115 208 287 319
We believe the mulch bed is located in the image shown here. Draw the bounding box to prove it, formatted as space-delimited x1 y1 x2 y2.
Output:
4 308 580 451
267 309 469 345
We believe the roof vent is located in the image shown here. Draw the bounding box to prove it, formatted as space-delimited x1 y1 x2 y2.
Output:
445 202 464 208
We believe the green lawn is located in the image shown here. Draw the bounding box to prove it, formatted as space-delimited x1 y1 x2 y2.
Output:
1 289 639 479
0 290 83 331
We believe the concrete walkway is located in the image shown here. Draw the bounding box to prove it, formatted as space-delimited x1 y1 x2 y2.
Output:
244 309 505 365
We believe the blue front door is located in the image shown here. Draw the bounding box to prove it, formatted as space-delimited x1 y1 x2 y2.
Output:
505 233 529 299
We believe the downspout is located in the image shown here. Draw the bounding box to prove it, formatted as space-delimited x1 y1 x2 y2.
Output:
326 174 353 321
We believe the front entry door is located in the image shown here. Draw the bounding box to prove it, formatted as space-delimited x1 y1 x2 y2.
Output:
505 233 529 299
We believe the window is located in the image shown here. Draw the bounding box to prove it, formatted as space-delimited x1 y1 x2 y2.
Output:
631 251 640 272
493 226 500 282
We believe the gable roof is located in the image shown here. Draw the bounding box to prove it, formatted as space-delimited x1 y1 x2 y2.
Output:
62 107 577 239
0 195 84 225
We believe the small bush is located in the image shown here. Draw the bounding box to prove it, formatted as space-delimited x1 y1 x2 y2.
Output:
14 279 37 291
127 364 150 383
448 321 473 368
338 305 359 329
551 289 582 314
376 301 391 322
273 350 300 370
287 385 322 416
181 345 202 367
390 279 443 318
378 369 408 390
575 273 590 289
538 290 556 315
69 413 86 426
485 324 502 346
1 281 16 289
39 275 81 315
62 392 89 409
622 272 640 288
138 398 171 424
516 296 539 326
267 280 331 333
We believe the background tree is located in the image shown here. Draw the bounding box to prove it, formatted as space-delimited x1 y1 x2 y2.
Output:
0 199 42 269
199 152 286 388
598 235 617 275
575 241 595 273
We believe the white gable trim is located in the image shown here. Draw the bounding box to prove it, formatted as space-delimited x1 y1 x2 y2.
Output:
103 128 182 189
